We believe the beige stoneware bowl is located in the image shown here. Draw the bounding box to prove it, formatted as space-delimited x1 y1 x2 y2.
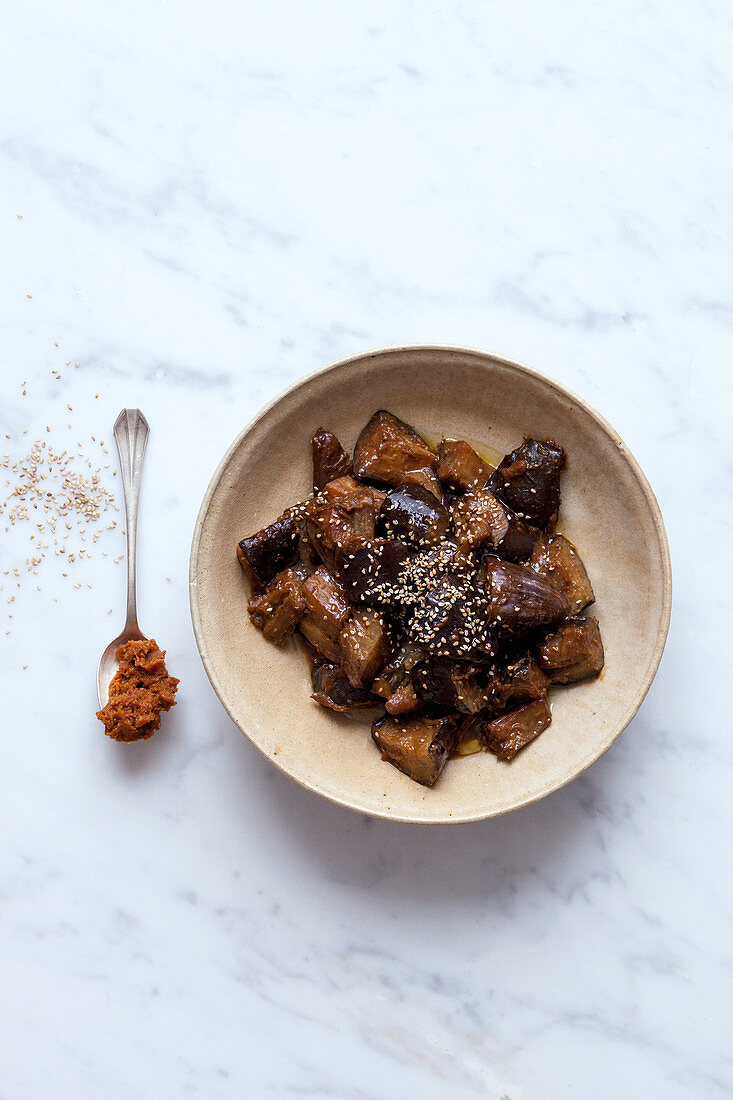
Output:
190 346 671 824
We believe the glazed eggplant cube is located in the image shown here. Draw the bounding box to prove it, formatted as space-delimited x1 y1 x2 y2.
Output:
401 540 471 593
237 513 300 589
372 713 460 787
339 608 390 689
537 617 604 683
340 538 411 607
529 533 594 615
311 662 380 712
404 570 495 660
496 515 536 562
299 566 352 662
410 656 461 709
451 489 508 550
489 438 566 528
368 486 388 512
353 410 439 494
485 558 568 632
303 475 377 569
453 711 487 757
384 681 421 715
378 482 451 549
311 427 353 491
480 698 552 761
247 567 306 644
436 438 492 490
371 644 425 698
411 657 489 713
494 652 549 709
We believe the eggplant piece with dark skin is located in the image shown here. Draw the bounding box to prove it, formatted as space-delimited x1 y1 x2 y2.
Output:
384 681 421 715
303 475 377 569
437 438 492 491
489 438 566 528
449 489 535 562
237 513 300 589
299 566 352 662
404 570 496 660
247 567 307 644
452 654 548 750
311 427 353 491
372 713 460 786
480 698 552 761
496 515 536 562
529 533 594 615
485 558 569 632
452 489 508 550
311 662 381 712
339 608 390 689
410 656 461 708
494 652 549 709
400 540 472 593
453 710 487 756
537 617 604 683
378 483 451 549
340 538 412 607
371 644 425 698
353 410 440 495
411 657 489 714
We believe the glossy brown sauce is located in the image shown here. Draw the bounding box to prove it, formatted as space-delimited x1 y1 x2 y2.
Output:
96 638 179 742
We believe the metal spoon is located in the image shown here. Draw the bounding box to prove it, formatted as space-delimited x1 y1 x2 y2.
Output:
97 409 150 707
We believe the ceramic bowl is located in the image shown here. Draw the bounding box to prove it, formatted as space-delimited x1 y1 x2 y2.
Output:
189 346 671 824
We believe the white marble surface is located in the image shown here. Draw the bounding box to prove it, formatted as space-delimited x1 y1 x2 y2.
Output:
1 2 730 1097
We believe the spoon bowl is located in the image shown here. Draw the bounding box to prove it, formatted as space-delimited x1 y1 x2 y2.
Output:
96 625 147 708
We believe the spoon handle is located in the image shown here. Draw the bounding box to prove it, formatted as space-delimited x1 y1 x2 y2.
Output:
113 409 150 632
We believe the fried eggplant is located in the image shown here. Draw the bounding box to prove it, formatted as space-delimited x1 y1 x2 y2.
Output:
239 411 603 788
340 538 411 607
436 438 492 491
537 617 604 683
247 567 306 644
353 410 439 494
411 657 489 714
496 515 536 562
451 488 509 549
384 681 422 715
311 662 380 712
371 644 425 699
378 482 451 549
372 713 460 786
485 558 569 632
494 652 549 709
404 570 495 659
299 566 352 662
311 427 353 491
489 438 566 528
339 608 390 689
530 533 594 615
480 698 552 761
237 513 300 589
303 475 377 568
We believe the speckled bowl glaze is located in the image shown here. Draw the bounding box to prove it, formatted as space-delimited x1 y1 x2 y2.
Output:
189 346 672 824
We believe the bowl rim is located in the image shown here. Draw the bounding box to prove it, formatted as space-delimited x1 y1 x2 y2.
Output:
189 344 672 824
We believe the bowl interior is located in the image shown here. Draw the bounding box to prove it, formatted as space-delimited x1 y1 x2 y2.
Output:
190 347 670 823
